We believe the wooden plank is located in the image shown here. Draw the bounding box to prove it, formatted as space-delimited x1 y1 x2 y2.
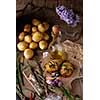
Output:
32 0 45 7
58 0 69 7
16 0 26 11
46 0 57 9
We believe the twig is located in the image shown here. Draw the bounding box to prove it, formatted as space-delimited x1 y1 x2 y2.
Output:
23 71 41 96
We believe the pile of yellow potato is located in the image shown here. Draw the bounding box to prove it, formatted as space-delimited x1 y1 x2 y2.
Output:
17 19 50 59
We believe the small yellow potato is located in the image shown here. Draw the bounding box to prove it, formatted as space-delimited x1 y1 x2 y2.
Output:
32 27 37 33
32 31 43 42
39 40 48 50
17 41 28 51
31 33 35 36
42 22 49 31
24 24 31 32
43 33 50 40
24 49 34 59
29 42 38 49
32 19 41 26
18 32 25 41
38 22 49 33
24 35 32 43
38 24 45 33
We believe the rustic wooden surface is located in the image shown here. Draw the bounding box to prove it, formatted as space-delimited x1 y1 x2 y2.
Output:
16 0 83 16
16 0 83 99
17 40 83 99
16 0 83 44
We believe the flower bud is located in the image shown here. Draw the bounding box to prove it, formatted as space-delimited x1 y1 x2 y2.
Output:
52 25 60 36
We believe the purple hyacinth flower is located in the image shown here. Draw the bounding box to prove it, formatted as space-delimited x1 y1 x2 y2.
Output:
56 5 80 26
58 81 63 87
50 80 56 86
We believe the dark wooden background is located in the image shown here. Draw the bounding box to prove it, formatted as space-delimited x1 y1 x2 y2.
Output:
16 0 83 44
16 0 83 17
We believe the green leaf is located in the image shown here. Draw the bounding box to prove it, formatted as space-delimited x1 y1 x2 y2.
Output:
75 95 80 100
60 86 72 100
16 77 19 84
16 84 23 98
16 54 24 85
